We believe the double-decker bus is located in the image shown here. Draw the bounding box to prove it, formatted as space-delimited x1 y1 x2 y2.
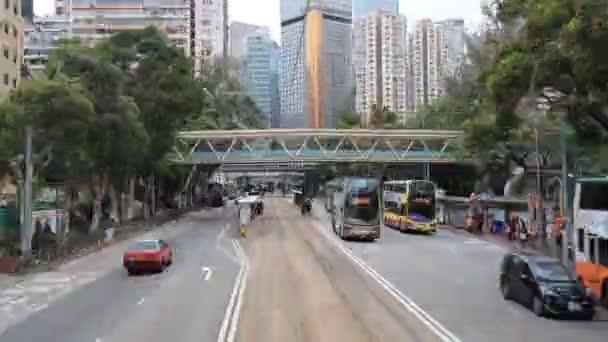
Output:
383 180 437 234
330 177 381 241
573 177 608 304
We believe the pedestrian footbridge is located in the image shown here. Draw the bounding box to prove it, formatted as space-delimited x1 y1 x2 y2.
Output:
169 129 465 165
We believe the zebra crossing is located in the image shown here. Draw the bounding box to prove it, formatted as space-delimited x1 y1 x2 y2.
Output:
0 271 101 333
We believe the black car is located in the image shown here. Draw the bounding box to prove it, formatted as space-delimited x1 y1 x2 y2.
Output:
499 253 595 319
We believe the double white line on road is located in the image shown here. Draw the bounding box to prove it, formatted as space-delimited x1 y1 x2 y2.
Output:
217 240 249 342
315 221 462 342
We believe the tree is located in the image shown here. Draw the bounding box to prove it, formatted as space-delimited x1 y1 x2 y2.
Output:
189 65 266 130
0 79 96 254
8 79 96 183
368 104 401 129
336 111 359 129
50 41 150 230
482 0 608 173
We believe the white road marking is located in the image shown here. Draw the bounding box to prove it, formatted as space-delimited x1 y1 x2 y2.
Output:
464 238 489 245
215 223 240 264
137 298 145 305
314 221 461 342
217 240 248 342
202 266 213 281
95 338 103 342
227 242 248 342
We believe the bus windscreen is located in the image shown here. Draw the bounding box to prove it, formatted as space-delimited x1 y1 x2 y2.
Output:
407 182 435 222
345 178 380 226
580 183 608 211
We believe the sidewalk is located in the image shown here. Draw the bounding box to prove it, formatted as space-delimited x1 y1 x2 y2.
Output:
442 225 558 256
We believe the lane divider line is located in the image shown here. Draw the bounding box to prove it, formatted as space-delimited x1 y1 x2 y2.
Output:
314 221 462 342
217 240 249 342
215 223 240 265
227 241 249 342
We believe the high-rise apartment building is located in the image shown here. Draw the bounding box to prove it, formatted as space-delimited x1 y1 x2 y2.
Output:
352 0 398 18
71 0 190 54
406 32 415 112
191 0 228 76
354 10 408 126
230 21 262 59
23 16 71 75
279 0 353 128
411 18 448 112
241 28 273 127
21 0 32 22
436 18 465 78
0 0 23 96
270 41 281 128
54 0 71 16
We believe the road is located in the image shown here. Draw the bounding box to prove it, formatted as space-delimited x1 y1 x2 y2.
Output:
310 201 608 342
237 198 443 342
0 208 242 342
2 197 607 342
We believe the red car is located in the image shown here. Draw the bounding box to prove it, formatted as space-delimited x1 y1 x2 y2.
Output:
123 239 172 275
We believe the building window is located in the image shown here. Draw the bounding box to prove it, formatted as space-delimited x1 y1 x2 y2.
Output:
3 74 8 85
12 25 16 37
12 78 16 88
3 47 8 59
4 0 8 9
3 24 7 34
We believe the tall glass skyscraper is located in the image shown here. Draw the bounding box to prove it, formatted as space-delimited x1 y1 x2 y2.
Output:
270 42 281 128
242 29 274 127
279 0 353 128
352 0 398 18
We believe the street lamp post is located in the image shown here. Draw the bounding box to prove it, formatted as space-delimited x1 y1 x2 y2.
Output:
21 125 33 261
560 112 572 273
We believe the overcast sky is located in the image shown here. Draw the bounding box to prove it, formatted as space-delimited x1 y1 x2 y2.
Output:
35 0 485 43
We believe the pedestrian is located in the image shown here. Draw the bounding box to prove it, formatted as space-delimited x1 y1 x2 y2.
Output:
518 216 529 249
554 208 563 248
506 217 515 241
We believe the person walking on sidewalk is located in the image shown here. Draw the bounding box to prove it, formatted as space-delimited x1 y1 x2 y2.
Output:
518 216 529 249
507 216 518 241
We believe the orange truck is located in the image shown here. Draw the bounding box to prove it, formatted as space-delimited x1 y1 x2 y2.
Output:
572 177 608 304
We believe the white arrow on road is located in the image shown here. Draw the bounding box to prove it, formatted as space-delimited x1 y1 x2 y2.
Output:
201 266 213 281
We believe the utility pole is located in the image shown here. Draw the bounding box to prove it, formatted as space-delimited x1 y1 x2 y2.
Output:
21 126 33 261
560 117 571 273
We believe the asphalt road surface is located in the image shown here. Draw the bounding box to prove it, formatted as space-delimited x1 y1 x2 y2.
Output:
237 198 444 342
311 200 608 342
1 208 242 342
3 198 607 342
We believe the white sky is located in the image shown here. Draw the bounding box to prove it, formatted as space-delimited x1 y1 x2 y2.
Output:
34 0 485 43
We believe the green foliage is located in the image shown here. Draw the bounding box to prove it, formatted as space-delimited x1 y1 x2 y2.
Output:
316 164 336 181
0 25 266 190
3 80 96 182
414 0 608 175
186 65 266 130
336 111 359 129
